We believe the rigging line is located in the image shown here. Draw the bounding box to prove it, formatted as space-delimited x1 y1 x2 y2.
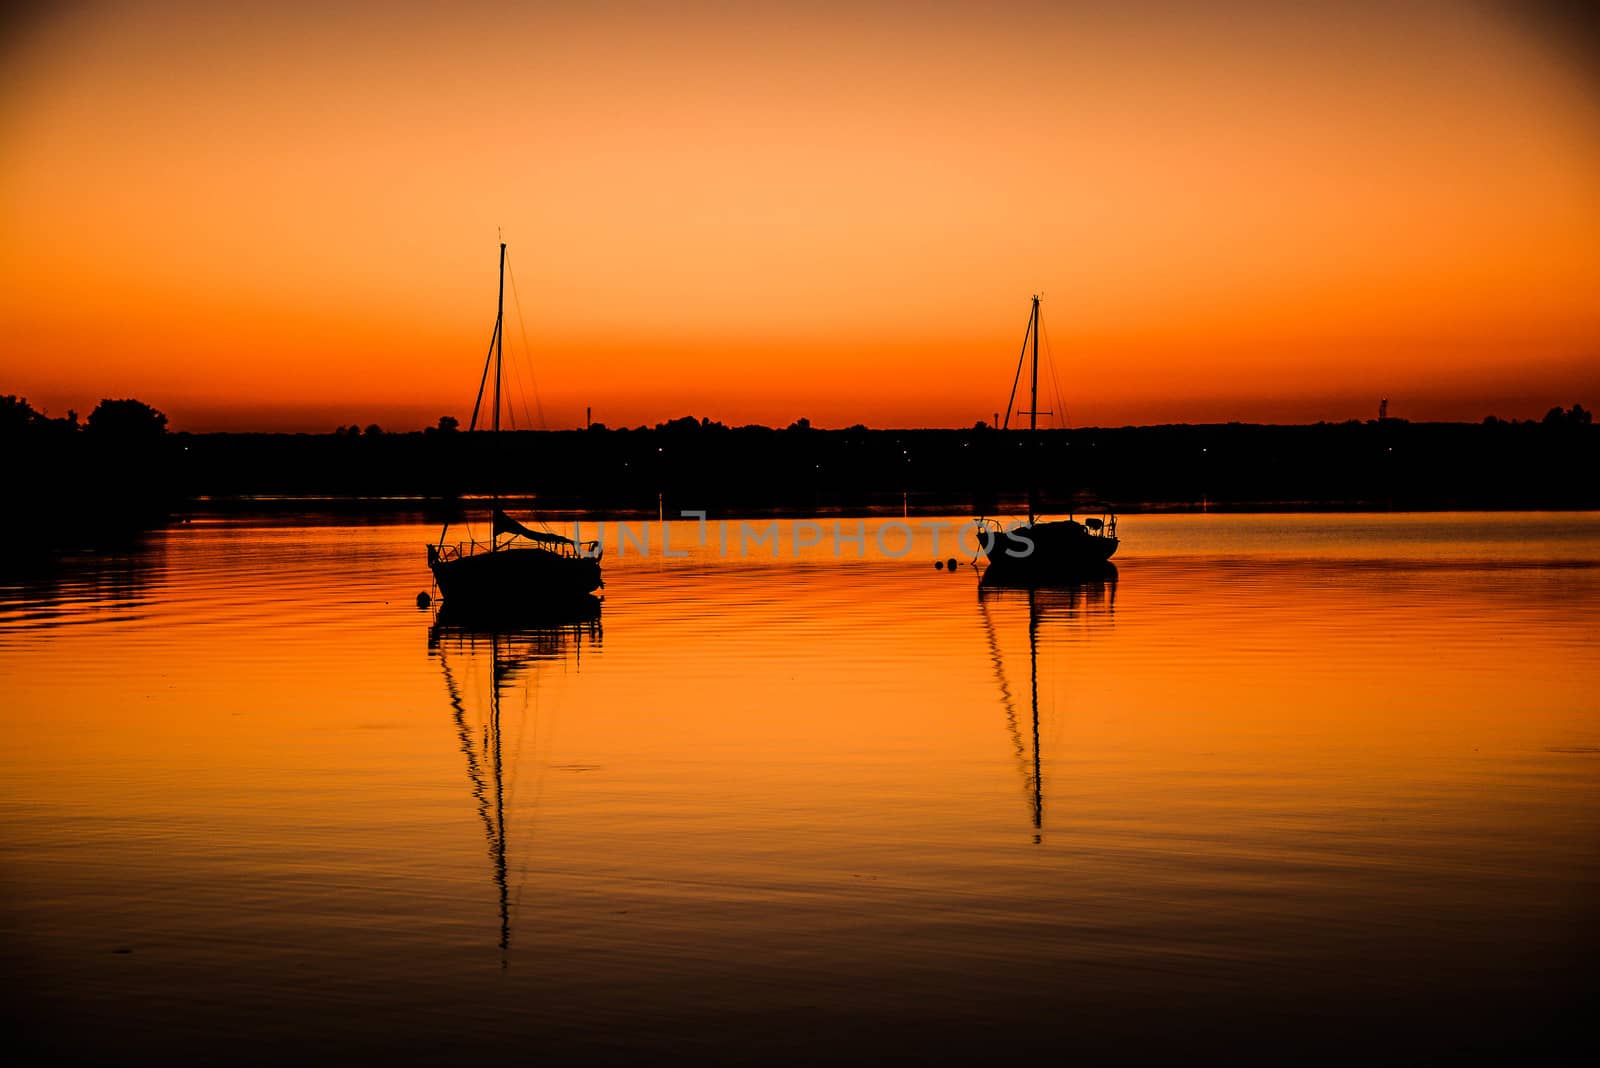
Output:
1039 316 1069 429
499 332 527 434
500 312 530 435
1002 304 1033 430
445 316 502 551
505 254 549 430
500 254 541 440
1046 326 1068 430
499 342 519 432
498 304 564 535
496 246 528 429
508 349 535 435
469 319 500 433
510 334 537 434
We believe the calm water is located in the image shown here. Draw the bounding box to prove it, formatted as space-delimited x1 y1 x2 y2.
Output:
2 513 1597 1063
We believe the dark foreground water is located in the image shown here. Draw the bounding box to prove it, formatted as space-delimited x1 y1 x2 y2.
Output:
2 513 1596 1064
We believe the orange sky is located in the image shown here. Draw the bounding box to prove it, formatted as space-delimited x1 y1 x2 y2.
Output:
2 0 1597 431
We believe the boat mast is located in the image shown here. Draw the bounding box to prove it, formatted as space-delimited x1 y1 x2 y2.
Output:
1028 295 1040 523
434 244 507 558
1029 296 1040 434
492 242 505 552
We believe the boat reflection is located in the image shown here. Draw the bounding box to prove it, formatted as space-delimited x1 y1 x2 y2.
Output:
427 596 602 954
428 592 602 636
978 572 1116 842
980 557 1119 591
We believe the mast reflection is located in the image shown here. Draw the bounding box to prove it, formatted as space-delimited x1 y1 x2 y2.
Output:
427 594 602 954
978 568 1116 842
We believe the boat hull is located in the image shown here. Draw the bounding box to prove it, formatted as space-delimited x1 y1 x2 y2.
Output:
431 591 602 632
430 545 603 610
981 519 1118 586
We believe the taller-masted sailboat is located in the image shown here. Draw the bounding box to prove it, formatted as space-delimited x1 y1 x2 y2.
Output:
978 295 1119 586
427 243 603 611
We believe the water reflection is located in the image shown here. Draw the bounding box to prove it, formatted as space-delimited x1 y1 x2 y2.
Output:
0 537 160 632
428 592 603 636
1 515 1595 1063
979 575 1116 841
428 600 602 953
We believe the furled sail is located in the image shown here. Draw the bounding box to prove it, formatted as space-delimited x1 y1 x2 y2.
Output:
493 509 576 548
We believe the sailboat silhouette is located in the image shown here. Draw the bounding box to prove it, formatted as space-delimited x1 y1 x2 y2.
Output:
978 295 1120 586
427 242 603 612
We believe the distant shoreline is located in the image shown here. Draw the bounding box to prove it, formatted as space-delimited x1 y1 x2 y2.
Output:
167 420 1598 513
6 419 1596 552
178 495 1600 519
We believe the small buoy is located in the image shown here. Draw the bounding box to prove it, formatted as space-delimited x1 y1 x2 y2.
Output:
946 557 959 572
416 591 432 609
934 559 945 570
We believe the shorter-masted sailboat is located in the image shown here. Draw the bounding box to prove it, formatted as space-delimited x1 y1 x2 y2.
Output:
979 295 1119 586
427 243 603 611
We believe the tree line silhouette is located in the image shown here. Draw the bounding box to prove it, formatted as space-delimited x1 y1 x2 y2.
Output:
4 393 1596 550
3 396 180 550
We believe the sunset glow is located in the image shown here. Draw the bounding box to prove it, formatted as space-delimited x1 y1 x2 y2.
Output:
2 0 1597 430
